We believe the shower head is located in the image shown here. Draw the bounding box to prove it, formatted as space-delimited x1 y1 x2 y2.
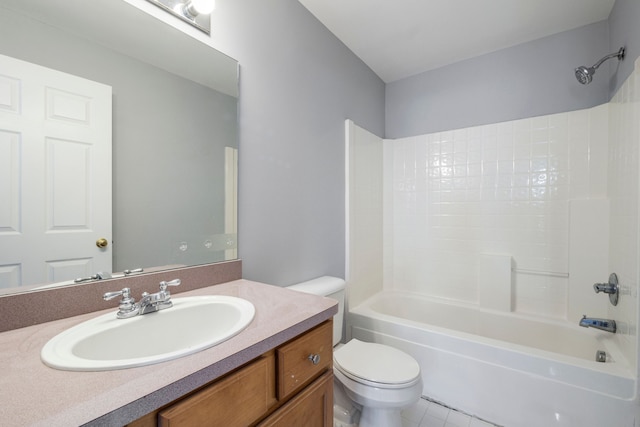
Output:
575 65 595 84
575 47 625 85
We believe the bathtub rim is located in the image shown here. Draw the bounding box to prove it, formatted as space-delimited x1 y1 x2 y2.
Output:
348 289 636 400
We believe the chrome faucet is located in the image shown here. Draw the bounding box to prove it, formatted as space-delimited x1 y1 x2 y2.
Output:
103 279 181 319
138 279 181 315
579 315 616 333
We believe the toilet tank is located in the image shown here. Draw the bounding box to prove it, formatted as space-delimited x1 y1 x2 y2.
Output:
287 276 345 346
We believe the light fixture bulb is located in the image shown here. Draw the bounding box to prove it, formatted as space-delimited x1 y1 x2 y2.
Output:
147 0 213 33
186 0 216 15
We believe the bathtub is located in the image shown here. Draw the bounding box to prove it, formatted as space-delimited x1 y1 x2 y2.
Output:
348 291 637 427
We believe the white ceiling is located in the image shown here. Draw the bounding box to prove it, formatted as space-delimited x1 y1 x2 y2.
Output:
298 0 616 83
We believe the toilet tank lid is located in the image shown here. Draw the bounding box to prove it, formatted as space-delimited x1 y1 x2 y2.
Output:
287 276 346 296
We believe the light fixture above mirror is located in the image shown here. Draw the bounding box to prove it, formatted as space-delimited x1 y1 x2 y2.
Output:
145 0 215 34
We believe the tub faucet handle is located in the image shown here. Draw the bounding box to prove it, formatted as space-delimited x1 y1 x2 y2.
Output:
593 283 616 294
593 273 619 306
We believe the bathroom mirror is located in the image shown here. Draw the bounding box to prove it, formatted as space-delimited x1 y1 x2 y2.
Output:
0 0 238 294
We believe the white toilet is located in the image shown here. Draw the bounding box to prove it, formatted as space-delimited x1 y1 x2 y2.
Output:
288 276 423 427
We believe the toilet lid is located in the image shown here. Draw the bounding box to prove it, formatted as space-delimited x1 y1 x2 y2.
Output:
333 339 420 386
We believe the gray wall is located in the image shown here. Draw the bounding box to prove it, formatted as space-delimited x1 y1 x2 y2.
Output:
211 0 385 286
386 0 640 139
385 21 610 138
609 0 640 97
212 0 640 285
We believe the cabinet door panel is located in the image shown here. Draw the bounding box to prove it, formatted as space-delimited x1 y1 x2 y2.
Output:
258 371 333 427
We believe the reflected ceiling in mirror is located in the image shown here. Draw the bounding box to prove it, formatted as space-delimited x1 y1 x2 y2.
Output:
0 0 239 295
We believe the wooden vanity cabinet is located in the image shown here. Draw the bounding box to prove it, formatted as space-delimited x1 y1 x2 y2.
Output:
257 370 333 427
128 320 333 427
157 352 277 426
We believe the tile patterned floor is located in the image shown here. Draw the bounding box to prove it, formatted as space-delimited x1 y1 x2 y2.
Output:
401 397 500 427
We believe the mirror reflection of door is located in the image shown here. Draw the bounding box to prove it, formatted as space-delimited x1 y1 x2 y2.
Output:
0 53 112 289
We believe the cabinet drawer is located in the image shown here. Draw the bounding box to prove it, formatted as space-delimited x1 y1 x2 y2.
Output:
277 320 332 400
158 352 276 427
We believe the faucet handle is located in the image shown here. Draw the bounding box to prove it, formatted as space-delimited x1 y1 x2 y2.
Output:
103 288 139 318
159 279 181 291
593 273 619 306
103 287 132 301
593 282 616 294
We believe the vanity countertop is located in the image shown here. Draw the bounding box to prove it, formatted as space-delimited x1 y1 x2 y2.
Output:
0 279 337 426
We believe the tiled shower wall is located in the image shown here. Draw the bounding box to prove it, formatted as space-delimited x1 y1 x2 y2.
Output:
608 59 640 365
385 106 608 318
384 59 639 328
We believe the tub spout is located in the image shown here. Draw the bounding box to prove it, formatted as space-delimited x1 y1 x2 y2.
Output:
579 315 616 333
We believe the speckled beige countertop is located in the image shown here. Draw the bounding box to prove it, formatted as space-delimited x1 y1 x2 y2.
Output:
0 279 337 427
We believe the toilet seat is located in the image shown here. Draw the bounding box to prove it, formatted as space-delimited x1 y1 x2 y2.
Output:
333 339 421 389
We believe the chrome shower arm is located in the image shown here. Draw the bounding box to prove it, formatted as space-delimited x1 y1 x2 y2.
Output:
575 46 626 85
591 47 626 70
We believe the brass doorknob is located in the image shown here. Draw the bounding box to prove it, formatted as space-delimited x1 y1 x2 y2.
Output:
96 238 109 248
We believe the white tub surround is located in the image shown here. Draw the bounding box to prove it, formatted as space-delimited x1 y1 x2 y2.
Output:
384 104 610 318
379 60 640 365
607 57 640 373
345 120 385 309
350 291 635 427
477 254 513 311
345 57 640 427
568 198 610 320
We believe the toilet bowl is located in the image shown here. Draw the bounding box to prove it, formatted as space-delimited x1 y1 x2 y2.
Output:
334 338 423 427
287 277 423 427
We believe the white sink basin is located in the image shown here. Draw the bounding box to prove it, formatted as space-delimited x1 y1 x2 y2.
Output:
41 296 255 371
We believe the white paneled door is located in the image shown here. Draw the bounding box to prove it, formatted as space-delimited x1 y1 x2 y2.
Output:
0 53 112 289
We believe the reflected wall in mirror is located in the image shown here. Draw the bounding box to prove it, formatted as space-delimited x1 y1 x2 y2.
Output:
0 0 239 295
